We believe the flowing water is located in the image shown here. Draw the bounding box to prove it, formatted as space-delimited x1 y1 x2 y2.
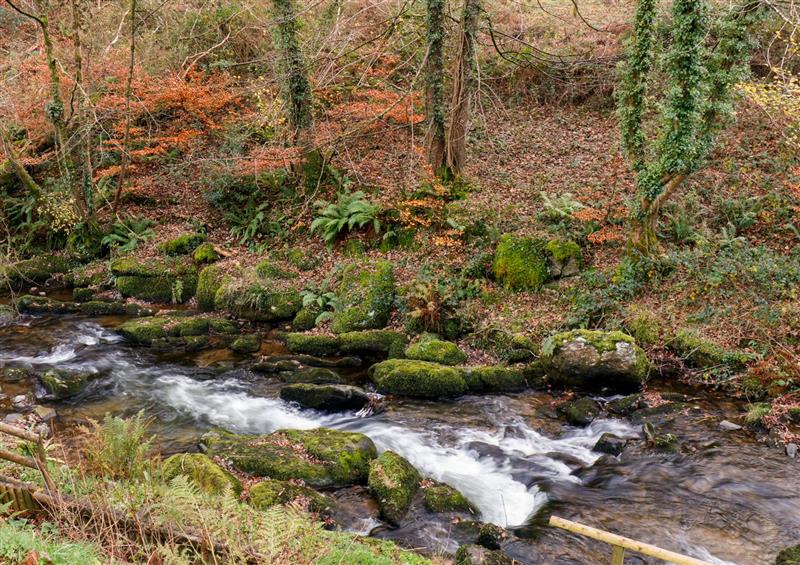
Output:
0 309 797 564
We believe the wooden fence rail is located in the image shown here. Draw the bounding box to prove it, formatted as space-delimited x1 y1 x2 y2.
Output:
549 516 718 565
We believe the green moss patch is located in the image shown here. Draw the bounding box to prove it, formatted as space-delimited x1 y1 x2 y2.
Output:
160 233 206 256
196 264 227 311
369 359 467 398
462 366 527 393
368 451 420 525
162 453 241 497
492 234 548 291
249 478 331 515
422 481 475 514
331 262 396 334
215 279 302 322
670 329 754 370
193 243 219 263
111 257 198 303
405 333 467 366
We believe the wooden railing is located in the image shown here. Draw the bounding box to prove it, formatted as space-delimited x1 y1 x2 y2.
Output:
0 422 58 512
549 516 717 565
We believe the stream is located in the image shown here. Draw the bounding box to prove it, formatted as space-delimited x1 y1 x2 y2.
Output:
0 308 797 564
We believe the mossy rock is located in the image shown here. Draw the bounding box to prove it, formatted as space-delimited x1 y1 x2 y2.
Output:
670 329 753 370
285 333 342 357
119 315 218 346
368 451 420 526
215 279 302 322
624 306 662 347
249 478 331 515
462 366 527 393
16 295 79 315
69 261 108 287
776 544 800 565
192 243 219 264
292 303 322 331
282 247 320 271
196 264 227 311
545 239 582 278
369 359 467 398
405 334 467 366
231 334 261 354
280 384 369 412
40 369 91 399
72 287 94 302
492 234 548 291
201 427 377 488
2 367 28 383
278 367 344 384
540 330 649 392
8 256 71 287
112 257 198 303
558 397 600 426
162 453 241 497
255 260 297 280
455 544 515 565
423 481 476 514
160 233 206 256
331 262 396 334
338 330 406 358
78 300 150 317
606 393 644 416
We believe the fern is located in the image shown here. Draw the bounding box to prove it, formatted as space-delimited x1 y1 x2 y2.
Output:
102 216 156 253
310 191 380 246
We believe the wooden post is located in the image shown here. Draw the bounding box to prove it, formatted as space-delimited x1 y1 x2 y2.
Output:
611 545 625 565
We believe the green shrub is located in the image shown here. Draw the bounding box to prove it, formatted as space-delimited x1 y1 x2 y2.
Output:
311 191 381 246
80 411 153 480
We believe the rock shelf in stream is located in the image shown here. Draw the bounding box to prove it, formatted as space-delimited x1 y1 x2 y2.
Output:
200 427 377 488
280 383 370 412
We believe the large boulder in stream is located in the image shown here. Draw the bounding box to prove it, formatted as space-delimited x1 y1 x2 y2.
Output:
368 450 420 526
162 453 241 497
369 359 467 398
40 369 92 399
118 315 238 347
280 384 369 412
111 257 198 303
201 428 377 488
540 330 649 392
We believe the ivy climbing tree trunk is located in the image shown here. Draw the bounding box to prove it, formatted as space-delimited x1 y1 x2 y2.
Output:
445 0 480 175
424 0 447 175
272 0 314 152
617 0 761 255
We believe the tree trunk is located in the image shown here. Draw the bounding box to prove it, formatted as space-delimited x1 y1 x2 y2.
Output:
446 0 479 175
272 0 314 151
424 0 447 175
112 0 137 215
630 173 686 256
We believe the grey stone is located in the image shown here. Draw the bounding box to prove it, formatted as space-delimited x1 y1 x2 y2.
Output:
33 405 57 422
719 420 742 431
12 394 32 411
787 443 798 459
3 413 23 424
594 433 627 456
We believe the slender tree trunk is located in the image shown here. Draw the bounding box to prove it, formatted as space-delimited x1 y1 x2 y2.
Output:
69 0 91 220
112 0 137 215
446 0 479 175
424 0 447 175
630 174 686 255
0 128 43 198
272 0 314 151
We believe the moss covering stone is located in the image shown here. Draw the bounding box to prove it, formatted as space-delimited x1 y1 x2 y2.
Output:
338 330 406 358
162 453 241 496
16 295 80 315
368 451 421 525
231 334 261 354
331 262 396 334
280 384 369 411
192 243 219 263
255 260 297 280
40 369 91 399
670 329 753 370
455 544 514 565
369 359 467 398
607 393 644 416
405 333 467 366
8 256 71 287
776 544 800 565
69 261 108 287
159 233 206 256
423 481 475 514
2 367 28 383
201 427 377 488
72 287 94 302
249 478 331 515
278 367 344 384
545 238 582 278
111 257 198 303
462 366 527 393
282 247 319 271
119 315 229 346
78 300 153 317
292 303 322 331
558 397 600 426
215 279 302 322
540 329 649 392
285 333 342 356
492 234 549 291
196 264 227 311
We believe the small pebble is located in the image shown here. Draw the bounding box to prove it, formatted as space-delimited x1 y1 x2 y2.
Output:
787 443 798 459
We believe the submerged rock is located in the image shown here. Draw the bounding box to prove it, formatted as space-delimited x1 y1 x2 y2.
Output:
405 333 467 366
593 433 626 456
368 450 420 526
280 384 369 412
249 478 331 515
422 481 476 514
331 261 396 334
540 330 649 392
162 453 241 497
201 427 377 488
40 369 91 399
558 397 600 426
369 359 467 398
455 544 515 565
